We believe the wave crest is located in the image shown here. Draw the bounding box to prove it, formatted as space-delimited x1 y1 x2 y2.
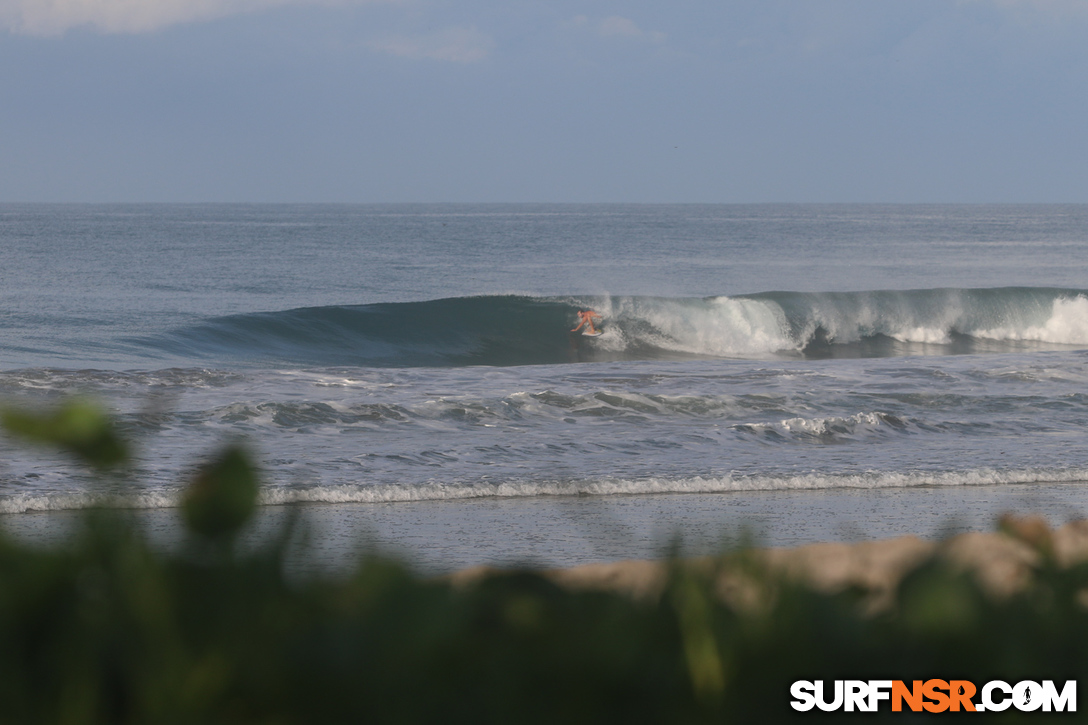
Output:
139 287 1088 367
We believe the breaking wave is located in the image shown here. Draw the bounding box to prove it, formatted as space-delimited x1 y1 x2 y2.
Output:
140 287 1088 367
3 467 1088 514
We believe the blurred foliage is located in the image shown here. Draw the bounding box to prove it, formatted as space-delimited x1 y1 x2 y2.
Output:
181 445 259 544
1 400 128 470
1 403 1087 723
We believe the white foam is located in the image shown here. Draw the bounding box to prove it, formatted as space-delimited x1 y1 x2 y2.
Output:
796 290 967 345
737 412 904 439
5 467 1086 514
578 290 1088 357
256 467 1088 503
0 490 177 515
975 295 1088 345
599 295 795 357
889 327 954 344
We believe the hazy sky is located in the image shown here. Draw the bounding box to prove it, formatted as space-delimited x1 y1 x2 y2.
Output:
2 0 1088 202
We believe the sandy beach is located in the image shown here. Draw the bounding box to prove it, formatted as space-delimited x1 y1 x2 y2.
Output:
448 514 1088 617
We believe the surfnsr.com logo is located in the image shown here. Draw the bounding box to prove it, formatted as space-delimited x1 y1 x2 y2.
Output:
790 680 1076 713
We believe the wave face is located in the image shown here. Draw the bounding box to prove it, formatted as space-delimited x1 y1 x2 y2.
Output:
144 287 1088 367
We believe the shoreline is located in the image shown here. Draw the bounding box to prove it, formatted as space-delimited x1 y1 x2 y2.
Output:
2 482 1087 574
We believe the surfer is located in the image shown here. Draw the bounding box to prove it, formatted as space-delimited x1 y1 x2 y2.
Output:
571 309 603 335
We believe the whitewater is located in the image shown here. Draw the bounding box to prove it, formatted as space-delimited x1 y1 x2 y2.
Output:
2 203 1088 567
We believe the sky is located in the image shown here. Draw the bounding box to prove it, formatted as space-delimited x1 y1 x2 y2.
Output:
2 0 1088 203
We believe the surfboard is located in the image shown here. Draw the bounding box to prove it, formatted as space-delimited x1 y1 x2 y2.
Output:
582 330 603 338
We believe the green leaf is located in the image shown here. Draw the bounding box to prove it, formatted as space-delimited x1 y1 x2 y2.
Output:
181 445 259 541
1 400 128 470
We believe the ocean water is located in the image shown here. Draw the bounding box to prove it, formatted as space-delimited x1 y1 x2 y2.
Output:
2 203 1088 567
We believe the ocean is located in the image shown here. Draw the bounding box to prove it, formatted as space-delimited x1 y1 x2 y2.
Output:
2 203 1087 570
